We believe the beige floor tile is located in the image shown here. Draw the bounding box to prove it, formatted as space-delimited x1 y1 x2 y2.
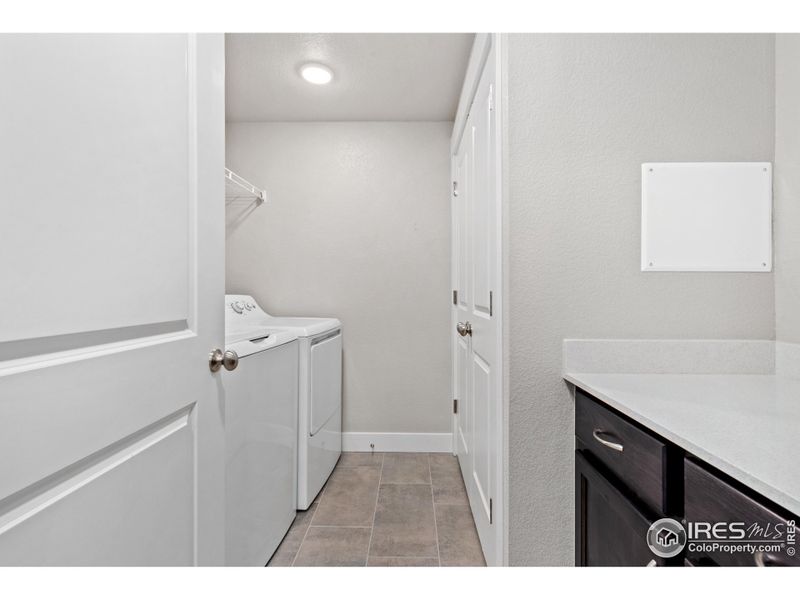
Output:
381 453 431 484
311 465 381 527
293 527 371 567
337 452 384 467
428 453 460 477
267 543 297 567
270 453 485 568
429 453 469 505
435 504 486 566
367 556 440 567
266 504 317 566
370 483 437 557
432 481 469 505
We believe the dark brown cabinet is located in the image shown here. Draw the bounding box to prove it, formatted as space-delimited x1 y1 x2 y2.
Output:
575 450 663 566
574 387 799 567
576 390 668 514
684 458 800 567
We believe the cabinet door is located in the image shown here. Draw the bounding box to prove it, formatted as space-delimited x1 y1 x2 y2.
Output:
685 458 800 567
576 451 663 566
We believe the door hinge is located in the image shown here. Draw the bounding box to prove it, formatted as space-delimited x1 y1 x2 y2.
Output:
489 291 493 316
453 398 458 414
453 290 458 305
453 181 458 197
489 498 493 524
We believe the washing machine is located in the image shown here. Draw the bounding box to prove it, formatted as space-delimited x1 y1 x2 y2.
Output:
226 295 342 510
223 304 299 566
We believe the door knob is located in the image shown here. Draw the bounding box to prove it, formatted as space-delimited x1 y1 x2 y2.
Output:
209 348 239 372
456 321 472 337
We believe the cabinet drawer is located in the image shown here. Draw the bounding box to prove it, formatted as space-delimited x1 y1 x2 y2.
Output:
576 450 663 567
685 458 800 567
575 389 667 513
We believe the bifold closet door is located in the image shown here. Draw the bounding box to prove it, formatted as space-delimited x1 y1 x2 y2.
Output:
0 34 226 565
451 39 500 566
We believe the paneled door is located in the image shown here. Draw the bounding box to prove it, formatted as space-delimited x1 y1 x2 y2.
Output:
0 34 226 565
451 37 502 566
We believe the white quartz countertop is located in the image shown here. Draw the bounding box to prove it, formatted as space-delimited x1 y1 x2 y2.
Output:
563 372 800 516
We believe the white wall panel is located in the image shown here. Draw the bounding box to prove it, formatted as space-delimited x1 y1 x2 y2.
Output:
642 162 772 272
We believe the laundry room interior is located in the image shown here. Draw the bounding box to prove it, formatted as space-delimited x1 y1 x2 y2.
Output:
222 33 485 567
3 21 800 580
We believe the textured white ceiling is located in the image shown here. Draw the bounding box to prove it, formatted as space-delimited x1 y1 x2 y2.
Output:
225 33 474 122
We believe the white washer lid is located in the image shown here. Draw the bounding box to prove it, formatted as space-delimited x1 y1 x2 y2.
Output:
226 328 298 358
225 294 340 338
256 316 341 338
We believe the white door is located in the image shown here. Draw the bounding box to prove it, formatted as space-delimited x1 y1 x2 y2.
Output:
0 34 226 566
451 40 502 566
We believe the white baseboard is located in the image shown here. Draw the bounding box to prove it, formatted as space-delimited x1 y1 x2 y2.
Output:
342 432 453 453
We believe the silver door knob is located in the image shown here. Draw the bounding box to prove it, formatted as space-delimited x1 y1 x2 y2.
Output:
456 321 472 337
209 348 239 372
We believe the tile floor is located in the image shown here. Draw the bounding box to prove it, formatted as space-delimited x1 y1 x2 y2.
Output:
268 452 486 567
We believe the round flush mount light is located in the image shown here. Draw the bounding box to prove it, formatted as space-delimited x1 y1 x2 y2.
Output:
300 63 333 85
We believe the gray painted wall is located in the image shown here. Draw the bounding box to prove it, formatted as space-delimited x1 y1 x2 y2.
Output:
506 34 776 565
226 121 452 434
775 35 800 343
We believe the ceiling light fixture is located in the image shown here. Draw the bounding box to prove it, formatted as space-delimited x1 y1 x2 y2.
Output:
300 63 333 85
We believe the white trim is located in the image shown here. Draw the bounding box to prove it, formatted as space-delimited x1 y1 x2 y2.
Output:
342 432 452 453
450 150 459 458
493 33 508 568
451 33 492 155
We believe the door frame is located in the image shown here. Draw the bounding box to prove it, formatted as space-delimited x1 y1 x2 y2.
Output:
449 33 507 567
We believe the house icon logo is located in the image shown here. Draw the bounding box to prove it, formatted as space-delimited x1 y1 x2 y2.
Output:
647 518 687 558
657 527 678 547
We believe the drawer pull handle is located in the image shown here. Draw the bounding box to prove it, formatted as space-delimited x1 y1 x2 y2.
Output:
592 429 624 452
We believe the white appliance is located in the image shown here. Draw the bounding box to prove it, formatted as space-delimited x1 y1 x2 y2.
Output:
226 295 342 510
223 304 299 566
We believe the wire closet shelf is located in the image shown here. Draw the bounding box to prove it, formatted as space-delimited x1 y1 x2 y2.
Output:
225 168 266 205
